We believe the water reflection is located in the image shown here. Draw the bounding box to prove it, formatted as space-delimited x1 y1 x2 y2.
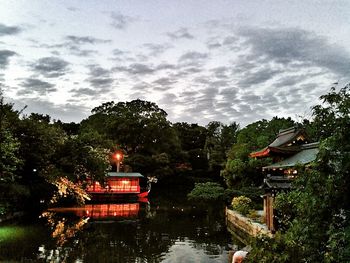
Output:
1 200 241 262
49 203 141 219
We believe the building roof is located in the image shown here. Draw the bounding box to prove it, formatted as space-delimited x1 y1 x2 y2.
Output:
250 127 309 158
107 172 144 178
263 142 319 170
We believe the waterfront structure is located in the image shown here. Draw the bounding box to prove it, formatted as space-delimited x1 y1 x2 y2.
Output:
86 172 150 200
250 127 319 232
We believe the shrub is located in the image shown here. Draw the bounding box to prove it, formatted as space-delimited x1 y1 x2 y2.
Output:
187 182 225 201
231 196 252 215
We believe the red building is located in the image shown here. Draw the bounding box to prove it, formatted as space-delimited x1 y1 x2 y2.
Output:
86 172 148 199
250 127 319 232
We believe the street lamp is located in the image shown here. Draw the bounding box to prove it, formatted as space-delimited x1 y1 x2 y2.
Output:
113 151 124 172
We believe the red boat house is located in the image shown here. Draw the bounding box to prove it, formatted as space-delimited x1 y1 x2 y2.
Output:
86 172 147 198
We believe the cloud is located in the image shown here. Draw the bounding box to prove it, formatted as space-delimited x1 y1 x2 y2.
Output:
238 67 282 87
11 97 90 123
239 27 350 76
67 7 79 12
71 64 114 96
68 47 98 57
110 12 135 30
0 50 17 69
114 63 155 75
18 78 56 96
36 35 110 57
0 23 22 36
142 43 172 57
178 51 209 67
66 35 111 45
167 27 194 40
30 57 69 78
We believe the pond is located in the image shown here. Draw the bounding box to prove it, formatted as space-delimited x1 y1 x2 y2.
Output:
0 196 245 262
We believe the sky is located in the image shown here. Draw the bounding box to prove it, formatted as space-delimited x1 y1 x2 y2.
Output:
0 0 349 126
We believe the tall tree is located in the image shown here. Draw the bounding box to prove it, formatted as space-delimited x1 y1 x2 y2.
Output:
0 93 22 181
205 121 239 173
82 99 181 177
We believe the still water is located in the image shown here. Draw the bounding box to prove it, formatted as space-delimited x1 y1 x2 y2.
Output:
0 197 244 262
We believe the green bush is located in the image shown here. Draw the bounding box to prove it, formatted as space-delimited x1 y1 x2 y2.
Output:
187 182 225 201
231 196 252 215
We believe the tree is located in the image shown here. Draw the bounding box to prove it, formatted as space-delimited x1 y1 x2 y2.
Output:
173 122 208 170
205 121 239 173
221 117 295 188
0 93 22 181
81 99 181 177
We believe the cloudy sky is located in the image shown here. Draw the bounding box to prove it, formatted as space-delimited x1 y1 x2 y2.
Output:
0 1 349 126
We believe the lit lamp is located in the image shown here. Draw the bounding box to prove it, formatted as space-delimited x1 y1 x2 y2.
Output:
113 151 124 172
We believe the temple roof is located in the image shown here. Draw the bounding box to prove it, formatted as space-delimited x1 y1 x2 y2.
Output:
250 127 309 158
107 172 144 178
263 142 319 170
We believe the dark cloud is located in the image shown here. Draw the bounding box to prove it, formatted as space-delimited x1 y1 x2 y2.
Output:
64 35 110 57
36 35 109 57
206 38 222 49
114 63 155 75
0 50 16 69
77 64 114 95
67 7 79 12
131 82 153 93
18 78 56 95
239 27 350 76
219 87 238 98
68 47 98 57
87 64 110 78
156 63 177 71
70 88 97 96
110 12 135 30
30 57 69 78
178 51 209 67
0 23 21 36
66 35 111 45
211 66 229 79
153 77 177 87
88 78 114 88
274 75 306 88
222 36 239 46
179 51 208 62
142 43 172 56
167 27 194 40
238 67 282 87
112 48 128 57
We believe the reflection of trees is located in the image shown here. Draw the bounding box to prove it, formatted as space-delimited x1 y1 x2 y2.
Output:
1 199 234 262
41 211 89 246
37 202 232 262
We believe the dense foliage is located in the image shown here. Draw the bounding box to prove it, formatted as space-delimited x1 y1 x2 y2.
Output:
187 182 225 201
231 196 253 216
221 117 296 188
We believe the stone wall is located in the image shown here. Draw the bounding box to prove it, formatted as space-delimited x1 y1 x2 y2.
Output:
226 207 273 238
